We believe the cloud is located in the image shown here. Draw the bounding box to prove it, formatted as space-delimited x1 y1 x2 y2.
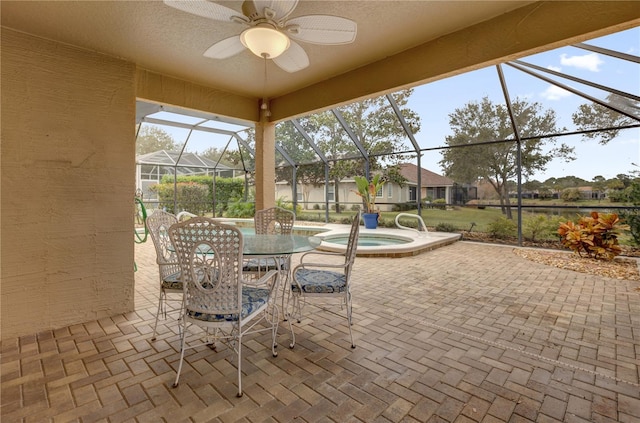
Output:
540 85 571 101
560 53 604 72
547 65 562 72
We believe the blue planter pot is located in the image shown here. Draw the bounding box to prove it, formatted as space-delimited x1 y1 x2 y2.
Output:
362 212 379 229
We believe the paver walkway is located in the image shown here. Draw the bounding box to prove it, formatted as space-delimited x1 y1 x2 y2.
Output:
2 239 639 422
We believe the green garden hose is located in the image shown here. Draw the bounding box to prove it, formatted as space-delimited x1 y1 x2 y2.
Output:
134 196 148 272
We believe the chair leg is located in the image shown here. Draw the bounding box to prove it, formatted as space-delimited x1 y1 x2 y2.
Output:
280 256 292 321
151 289 165 341
172 319 188 388
287 314 296 349
346 292 355 349
236 333 243 397
288 293 301 349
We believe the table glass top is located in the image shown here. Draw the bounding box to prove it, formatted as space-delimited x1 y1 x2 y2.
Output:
243 234 320 255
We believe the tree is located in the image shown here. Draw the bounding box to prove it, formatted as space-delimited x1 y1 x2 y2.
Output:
199 146 236 168
439 96 573 218
275 90 420 212
136 125 179 155
274 120 326 209
548 175 588 189
591 175 607 201
572 93 640 144
561 187 581 202
315 90 420 212
621 178 640 245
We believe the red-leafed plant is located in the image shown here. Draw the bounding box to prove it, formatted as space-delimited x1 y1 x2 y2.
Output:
557 212 629 260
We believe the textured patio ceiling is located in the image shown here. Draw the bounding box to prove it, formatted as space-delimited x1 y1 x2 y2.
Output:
3 1 638 123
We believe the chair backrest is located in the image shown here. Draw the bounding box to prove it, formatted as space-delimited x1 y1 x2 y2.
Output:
168 217 244 316
254 207 295 235
344 213 361 279
146 209 180 279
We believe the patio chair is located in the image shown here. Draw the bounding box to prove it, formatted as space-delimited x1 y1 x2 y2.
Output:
168 217 279 397
287 213 360 349
243 207 295 285
145 209 182 341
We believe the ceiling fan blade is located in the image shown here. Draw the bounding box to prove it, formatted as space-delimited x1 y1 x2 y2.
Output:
272 41 309 73
286 15 357 45
252 0 298 22
203 36 246 59
163 0 248 23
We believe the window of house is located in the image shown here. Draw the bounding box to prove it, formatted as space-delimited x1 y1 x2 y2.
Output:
327 184 335 202
296 185 304 202
409 186 417 202
387 183 392 198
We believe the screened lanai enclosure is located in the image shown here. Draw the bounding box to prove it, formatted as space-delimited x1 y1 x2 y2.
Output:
136 27 639 245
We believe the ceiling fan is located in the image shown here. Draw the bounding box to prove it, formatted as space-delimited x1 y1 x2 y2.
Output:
163 0 357 73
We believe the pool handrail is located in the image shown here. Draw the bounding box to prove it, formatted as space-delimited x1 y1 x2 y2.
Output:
395 213 429 237
176 211 197 222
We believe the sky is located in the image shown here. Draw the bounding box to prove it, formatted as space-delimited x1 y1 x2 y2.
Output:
144 27 639 183
404 27 639 183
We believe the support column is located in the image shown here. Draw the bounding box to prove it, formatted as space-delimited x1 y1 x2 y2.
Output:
254 113 276 211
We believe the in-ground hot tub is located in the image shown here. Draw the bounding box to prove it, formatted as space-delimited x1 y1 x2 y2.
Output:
315 228 461 258
321 233 412 247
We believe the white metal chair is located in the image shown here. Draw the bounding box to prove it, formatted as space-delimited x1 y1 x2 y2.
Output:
169 217 279 397
243 207 295 303
255 206 295 235
145 209 182 341
243 207 295 275
287 213 360 349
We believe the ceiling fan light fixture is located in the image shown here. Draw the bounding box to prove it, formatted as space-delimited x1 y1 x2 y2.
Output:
240 25 290 59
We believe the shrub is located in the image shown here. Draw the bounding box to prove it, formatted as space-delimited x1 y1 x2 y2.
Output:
275 196 302 215
557 212 629 260
155 175 245 214
151 182 209 215
619 180 640 246
538 188 553 199
224 200 255 218
607 189 628 203
393 202 416 212
396 216 421 230
432 198 446 209
487 217 517 239
523 214 564 242
560 187 581 202
435 222 457 232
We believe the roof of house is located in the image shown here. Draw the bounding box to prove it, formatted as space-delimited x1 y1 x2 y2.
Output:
397 163 454 187
136 150 232 170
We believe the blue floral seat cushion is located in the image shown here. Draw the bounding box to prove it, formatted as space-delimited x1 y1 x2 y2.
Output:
243 257 289 271
186 287 270 322
292 269 347 294
162 272 182 290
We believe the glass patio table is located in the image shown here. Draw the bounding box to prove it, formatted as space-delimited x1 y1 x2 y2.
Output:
242 234 321 321
242 234 320 256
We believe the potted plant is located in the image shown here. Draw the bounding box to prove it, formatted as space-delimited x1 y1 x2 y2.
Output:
353 175 384 229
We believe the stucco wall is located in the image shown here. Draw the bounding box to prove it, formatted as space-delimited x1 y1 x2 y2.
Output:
1 29 136 339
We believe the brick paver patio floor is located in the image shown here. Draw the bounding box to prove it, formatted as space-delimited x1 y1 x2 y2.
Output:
2 239 639 422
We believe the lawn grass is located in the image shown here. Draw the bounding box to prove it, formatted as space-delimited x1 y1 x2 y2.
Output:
386 207 504 232
297 205 636 245
297 206 504 232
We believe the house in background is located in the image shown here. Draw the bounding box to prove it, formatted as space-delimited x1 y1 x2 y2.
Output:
136 150 239 201
396 163 456 204
275 163 464 211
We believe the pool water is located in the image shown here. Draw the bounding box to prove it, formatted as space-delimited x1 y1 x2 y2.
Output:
323 234 411 246
236 226 326 237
